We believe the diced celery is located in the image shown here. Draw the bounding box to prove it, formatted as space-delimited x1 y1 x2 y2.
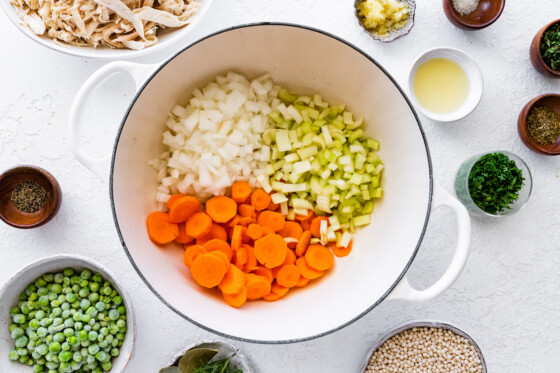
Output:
293 160 312 174
311 159 322 172
328 215 341 231
349 129 364 142
353 215 371 226
349 174 362 185
297 145 318 160
296 126 304 138
271 148 283 161
268 111 284 125
312 135 326 149
350 144 366 154
294 208 309 216
276 130 292 152
274 172 284 181
302 121 314 134
285 153 300 163
370 175 380 188
295 96 311 105
280 202 289 215
372 187 383 199
338 155 352 165
362 201 374 214
362 190 371 201
265 164 275 176
317 195 331 213
322 125 334 146
320 168 331 179
355 153 366 170
273 159 285 171
271 181 285 192
288 172 301 184
342 111 353 125
374 164 384 175
337 231 353 248
278 88 298 104
367 138 380 151
310 177 323 195
271 193 288 204
287 208 296 220
282 162 293 173
282 183 307 193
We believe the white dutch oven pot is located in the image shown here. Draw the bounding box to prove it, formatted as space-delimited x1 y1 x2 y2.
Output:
70 24 471 343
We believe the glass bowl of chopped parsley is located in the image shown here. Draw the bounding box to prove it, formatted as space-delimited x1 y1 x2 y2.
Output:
454 151 532 217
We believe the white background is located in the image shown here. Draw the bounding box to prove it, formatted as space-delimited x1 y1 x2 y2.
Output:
1 0 560 372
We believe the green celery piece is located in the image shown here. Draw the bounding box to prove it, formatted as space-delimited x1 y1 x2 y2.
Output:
371 187 383 199
367 138 380 151
278 88 298 104
362 201 374 214
268 111 284 125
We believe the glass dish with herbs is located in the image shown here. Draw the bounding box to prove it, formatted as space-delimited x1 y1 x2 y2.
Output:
454 151 532 217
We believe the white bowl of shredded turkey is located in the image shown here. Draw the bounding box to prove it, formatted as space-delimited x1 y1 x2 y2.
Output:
0 0 212 58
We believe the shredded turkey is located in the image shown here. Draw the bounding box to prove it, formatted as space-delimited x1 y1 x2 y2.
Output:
10 0 199 50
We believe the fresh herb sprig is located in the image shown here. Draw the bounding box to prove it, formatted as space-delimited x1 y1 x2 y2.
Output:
468 153 524 215
541 23 560 71
193 357 243 373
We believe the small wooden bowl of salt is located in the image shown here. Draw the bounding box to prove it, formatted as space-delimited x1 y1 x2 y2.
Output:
443 0 505 30
0 166 62 228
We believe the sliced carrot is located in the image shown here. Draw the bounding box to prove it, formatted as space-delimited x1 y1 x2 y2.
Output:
262 291 282 302
254 234 288 269
238 204 256 218
295 230 312 257
278 221 303 248
331 240 353 258
246 224 263 240
252 266 273 283
305 244 334 271
203 239 233 261
231 225 243 251
223 286 247 308
238 216 256 227
175 223 195 244
294 275 310 288
257 211 285 232
277 264 301 288
206 250 231 271
300 218 312 231
243 244 258 272
283 249 297 265
251 188 271 211
228 215 241 228
245 274 272 301
267 200 279 211
236 245 248 268
190 253 228 288
146 211 179 245
296 257 324 280
241 226 251 244
270 281 289 297
231 181 252 204
185 212 213 238
219 265 246 295
310 216 328 238
196 224 228 245
262 226 275 236
206 195 237 223
169 196 200 223
166 193 185 210
183 245 207 268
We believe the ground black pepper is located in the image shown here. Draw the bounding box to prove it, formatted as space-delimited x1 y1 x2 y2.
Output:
527 106 560 146
10 181 47 213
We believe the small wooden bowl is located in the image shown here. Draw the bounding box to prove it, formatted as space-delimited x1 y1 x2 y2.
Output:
518 94 560 155
530 19 560 79
443 0 505 30
0 166 62 228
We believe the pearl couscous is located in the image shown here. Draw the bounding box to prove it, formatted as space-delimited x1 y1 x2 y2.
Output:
365 327 483 373
357 0 410 36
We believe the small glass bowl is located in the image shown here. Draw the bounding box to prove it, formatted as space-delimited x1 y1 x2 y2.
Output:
454 151 532 217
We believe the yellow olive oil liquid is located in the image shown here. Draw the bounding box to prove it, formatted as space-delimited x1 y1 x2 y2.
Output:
413 58 469 114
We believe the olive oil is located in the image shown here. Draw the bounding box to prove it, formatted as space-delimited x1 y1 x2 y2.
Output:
413 58 469 114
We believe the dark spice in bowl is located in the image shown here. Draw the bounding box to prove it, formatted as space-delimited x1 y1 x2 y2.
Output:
10 181 47 213
527 106 560 145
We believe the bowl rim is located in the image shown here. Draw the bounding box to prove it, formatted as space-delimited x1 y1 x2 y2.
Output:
0 0 215 59
407 46 484 122
166 340 254 372
108 22 434 344
358 320 487 373
0 165 62 229
443 0 506 30
533 19 560 78
517 93 560 155
0 254 136 372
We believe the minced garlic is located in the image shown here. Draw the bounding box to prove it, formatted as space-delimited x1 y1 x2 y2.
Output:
357 0 410 36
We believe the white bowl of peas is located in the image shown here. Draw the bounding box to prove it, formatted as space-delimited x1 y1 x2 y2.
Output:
0 254 135 372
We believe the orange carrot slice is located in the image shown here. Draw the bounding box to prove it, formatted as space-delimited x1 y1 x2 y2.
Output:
296 257 324 280
206 195 237 223
251 188 271 211
246 223 263 240
183 245 207 268
175 222 195 244
231 225 243 251
294 275 310 288
190 253 228 288
146 212 179 245
196 224 228 245
231 181 252 204
169 196 200 223
223 286 247 308
185 212 213 238
238 204 256 218
310 216 328 238
166 193 185 210
252 266 274 283
295 230 312 257
331 241 353 258
305 244 334 271
254 234 288 269
219 265 246 295
245 274 272 301
203 239 233 261
276 264 301 288
257 211 285 232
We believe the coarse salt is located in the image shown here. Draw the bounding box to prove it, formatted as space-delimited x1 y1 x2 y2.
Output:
452 0 479 16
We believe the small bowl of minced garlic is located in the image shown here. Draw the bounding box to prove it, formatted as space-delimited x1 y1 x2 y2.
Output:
354 0 416 42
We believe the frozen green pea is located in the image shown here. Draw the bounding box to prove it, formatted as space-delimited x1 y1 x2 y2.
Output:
32 363 44 372
88 331 98 341
54 273 64 284
11 327 25 339
71 284 80 293
88 344 100 355
62 310 71 319
74 321 83 330
36 344 48 355
101 361 112 371
37 287 48 296
51 284 62 294
94 302 105 312
29 331 38 341
116 320 126 328
61 342 70 351
98 340 108 349
13 314 26 324
89 282 100 293
81 314 91 323
86 355 96 364
84 325 92 332
49 342 61 353
15 336 29 348
108 309 119 321
61 302 70 311
37 327 47 338
35 310 46 320
9 350 19 360
47 293 57 301
110 347 119 357
19 354 29 364
63 269 74 277
79 288 90 298
95 350 109 362
64 319 74 328
88 292 100 302
78 330 88 341
80 299 91 310
116 333 125 341
112 296 123 306
53 318 63 327
17 347 29 356
58 350 72 362
80 270 92 280
117 306 126 315
46 361 58 369
29 319 40 330
52 308 62 317
66 293 76 303
102 287 112 296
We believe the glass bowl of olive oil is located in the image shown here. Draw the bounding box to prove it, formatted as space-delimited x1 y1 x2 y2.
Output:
408 47 483 122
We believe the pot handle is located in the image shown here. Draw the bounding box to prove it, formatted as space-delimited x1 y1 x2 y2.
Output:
387 183 471 302
69 61 157 180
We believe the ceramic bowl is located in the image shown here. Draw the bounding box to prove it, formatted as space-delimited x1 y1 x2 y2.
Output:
359 321 487 372
165 341 253 372
0 0 214 59
443 0 505 30
354 0 416 42
454 151 532 217
0 255 135 372
70 23 472 343
0 166 62 229
518 94 560 155
408 47 484 122
530 19 560 79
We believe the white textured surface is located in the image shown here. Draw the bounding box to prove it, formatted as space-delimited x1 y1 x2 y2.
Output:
1 1 560 372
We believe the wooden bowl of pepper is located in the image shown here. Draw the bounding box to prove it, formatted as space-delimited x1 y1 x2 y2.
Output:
0 166 62 228
518 94 560 156
530 19 560 79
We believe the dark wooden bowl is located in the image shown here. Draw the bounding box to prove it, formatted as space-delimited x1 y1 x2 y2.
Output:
0 166 62 228
518 94 560 156
530 19 560 79
443 0 505 30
